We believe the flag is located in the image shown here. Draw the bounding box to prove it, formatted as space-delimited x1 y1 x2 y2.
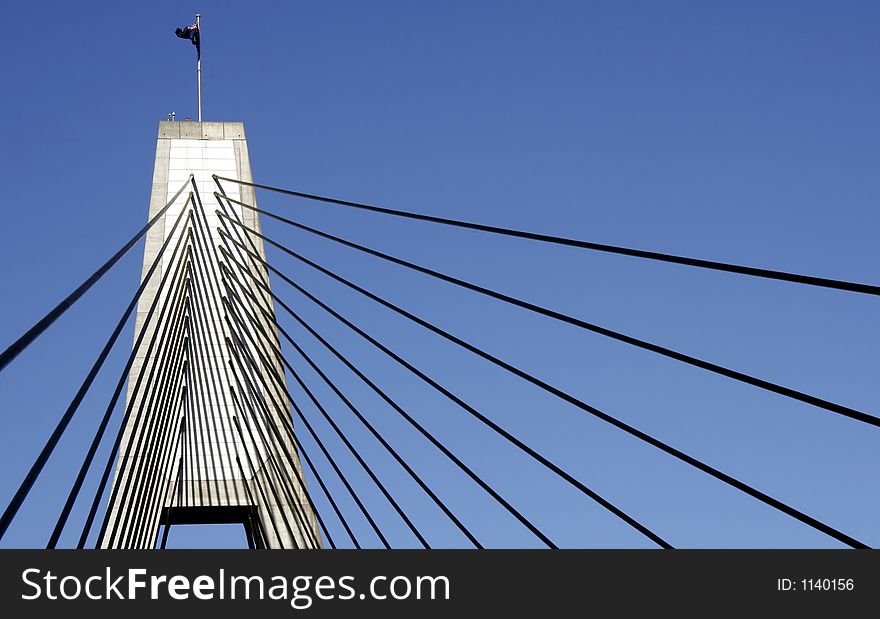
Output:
175 22 200 59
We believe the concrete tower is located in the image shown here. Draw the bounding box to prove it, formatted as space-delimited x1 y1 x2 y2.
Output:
100 121 321 549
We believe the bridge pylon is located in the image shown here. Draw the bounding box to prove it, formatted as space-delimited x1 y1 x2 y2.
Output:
99 121 321 549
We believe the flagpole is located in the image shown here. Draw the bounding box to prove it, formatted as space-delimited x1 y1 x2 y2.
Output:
196 13 202 121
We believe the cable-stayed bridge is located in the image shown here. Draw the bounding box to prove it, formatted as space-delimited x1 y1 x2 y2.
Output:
0 121 875 549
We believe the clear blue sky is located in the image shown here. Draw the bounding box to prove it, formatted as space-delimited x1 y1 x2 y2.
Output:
0 1 877 549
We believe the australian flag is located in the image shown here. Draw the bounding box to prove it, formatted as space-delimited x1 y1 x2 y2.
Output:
175 22 200 59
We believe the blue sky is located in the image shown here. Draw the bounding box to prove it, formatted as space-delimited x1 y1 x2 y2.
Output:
0 1 877 548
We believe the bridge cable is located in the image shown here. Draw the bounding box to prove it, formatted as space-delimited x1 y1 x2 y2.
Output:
214 175 880 297
83 228 194 548
225 297 387 547
224 295 401 549
188 210 324 550
227 389 300 549
186 195 261 517
227 393 289 547
222 285 430 548
225 333 344 549
221 241 670 548
0 177 193 374
159 452 185 549
226 327 374 548
124 375 188 548
190 180 330 548
183 260 234 510
216 240 553 548
0 204 192 542
47 245 191 547
216 216 868 549
212 182 468 547
222 273 432 548
106 308 189 547
97 219 194 548
223 330 318 549
83 317 188 548
216 196 879 431
121 252 197 548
